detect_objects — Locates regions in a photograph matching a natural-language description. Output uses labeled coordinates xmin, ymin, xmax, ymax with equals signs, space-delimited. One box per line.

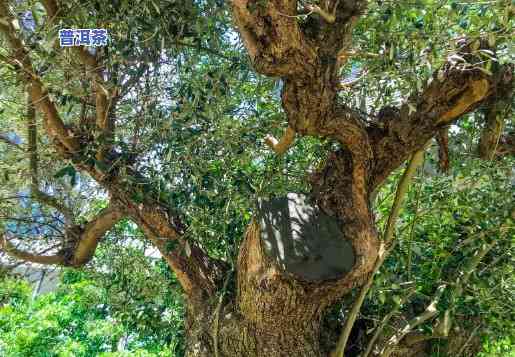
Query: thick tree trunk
xmin=184 ymin=220 xmax=375 ymax=357
xmin=183 ymin=222 xmax=333 ymax=357
xmin=184 ymin=149 xmax=379 ymax=357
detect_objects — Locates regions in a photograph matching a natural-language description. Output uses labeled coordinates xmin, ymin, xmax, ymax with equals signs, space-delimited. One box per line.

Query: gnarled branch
xmin=0 ymin=204 xmax=124 ymax=267
xmin=121 ymin=199 xmax=228 ymax=309
xmin=69 ymin=205 xmax=124 ymax=266
xmin=333 ymin=146 xmax=427 ymax=357
xmin=0 ymin=0 xmax=238 ymax=306
xmin=368 ymin=41 xmax=513 ymax=189
xmin=264 ymin=126 xmax=296 ymax=154
xmin=231 ymin=0 xmax=318 ymax=77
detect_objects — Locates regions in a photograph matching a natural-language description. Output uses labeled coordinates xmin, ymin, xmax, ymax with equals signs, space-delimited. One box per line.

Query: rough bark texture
xmin=478 ymin=97 xmax=512 ymax=160
xmin=1 ymin=0 xmax=513 ymax=356
xmin=181 ymin=147 xmax=380 ymax=356
xmin=179 ymin=1 xmax=512 ymax=354
xmin=184 ymin=213 xmax=376 ymax=357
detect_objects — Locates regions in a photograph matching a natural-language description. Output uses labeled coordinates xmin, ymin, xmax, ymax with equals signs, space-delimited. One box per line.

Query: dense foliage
xmin=1 ymin=253 xmax=185 ymax=356
xmin=2 ymin=156 xmax=513 ymax=356
xmin=0 ymin=0 xmax=513 ymax=356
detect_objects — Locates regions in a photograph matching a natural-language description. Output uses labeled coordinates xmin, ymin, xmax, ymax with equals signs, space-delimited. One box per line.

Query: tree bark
xmin=183 ymin=2 xmax=512 ymax=354
xmin=184 ymin=219 xmax=374 ymax=357
xmin=1 ymin=1 xmax=513 ymax=356
xmin=182 ymin=146 xmax=379 ymax=357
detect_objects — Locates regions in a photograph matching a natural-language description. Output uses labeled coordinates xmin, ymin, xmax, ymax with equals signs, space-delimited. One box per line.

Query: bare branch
xmin=0 ymin=205 xmax=124 ymax=267
xmin=0 ymin=234 xmax=65 ymax=265
xmin=456 ymin=325 xmax=480 ymax=357
xmin=69 ymin=205 xmax=124 ymax=266
xmin=231 ymin=0 xmax=371 ymax=172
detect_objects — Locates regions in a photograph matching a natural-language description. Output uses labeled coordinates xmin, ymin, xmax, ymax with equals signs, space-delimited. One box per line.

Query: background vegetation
xmin=0 ymin=0 xmax=513 ymax=355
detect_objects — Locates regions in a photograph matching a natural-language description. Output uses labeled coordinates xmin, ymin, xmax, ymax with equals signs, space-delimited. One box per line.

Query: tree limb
xmin=0 ymin=1 xmax=80 ymax=153
xmin=69 ymin=205 xmax=124 ymax=266
xmin=0 ymin=235 xmax=65 ymax=265
xmin=0 ymin=0 xmax=230 ymax=305
xmin=122 ymin=200 xmax=228 ymax=309
xmin=333 ymin=146 xmax=427 ymax=357
xmin=0 ymin=204 xmax=124 ymax=267
xmin=41 ymin=0 xmax=114 ymax=161
xmin=436 ymin=126 xmax=450 ymax=172
xmin=368 ymin=40 xmax=513 ymax=189
xmin=230 ymin=0 xmax=318 ymax=77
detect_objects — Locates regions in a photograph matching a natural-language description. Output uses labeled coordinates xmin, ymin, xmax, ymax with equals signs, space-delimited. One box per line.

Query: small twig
xmin=264 ymin=126 xmax=296 ymax=155
xmin=362 ymin=288 xmax=417 ymax=357
xmin=277 ymin=9 xmax=314 ymax=19
xmin=456 ymin=325 xmax=480 ymax=356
